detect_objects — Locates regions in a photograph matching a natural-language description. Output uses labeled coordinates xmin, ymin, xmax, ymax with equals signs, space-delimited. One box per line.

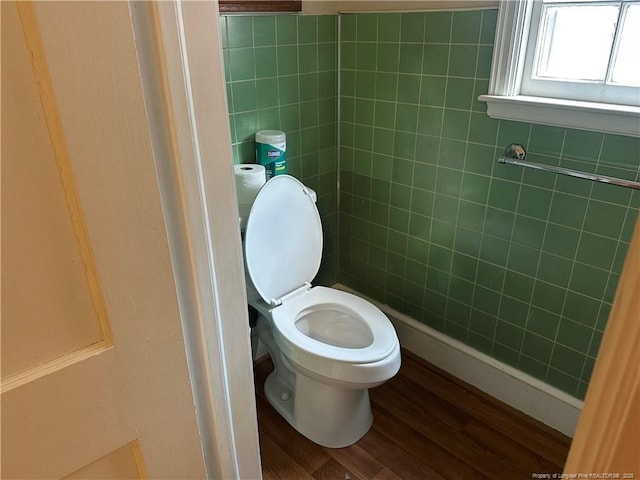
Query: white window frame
xmin=522 ymin=0 xmax=640 ymax=106
xmin=479 ymin=0 xmax=640 ymax=138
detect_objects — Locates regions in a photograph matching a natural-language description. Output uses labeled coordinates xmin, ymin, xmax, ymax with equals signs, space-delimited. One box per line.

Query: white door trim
xmin=129 ymin=2 xmax=261 ymax=479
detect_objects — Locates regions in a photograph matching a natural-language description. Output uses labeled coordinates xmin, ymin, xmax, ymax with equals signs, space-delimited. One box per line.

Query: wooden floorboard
xmin=254 ymin=349 xmax=571 ymax=480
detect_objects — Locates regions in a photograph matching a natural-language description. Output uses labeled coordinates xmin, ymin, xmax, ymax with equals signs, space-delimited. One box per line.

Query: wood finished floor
xmin=254 ymin=350 xmax=571 ymax=480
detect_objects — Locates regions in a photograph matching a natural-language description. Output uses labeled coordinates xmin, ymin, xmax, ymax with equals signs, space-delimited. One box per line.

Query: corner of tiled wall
xmin=220 ymin=13 xmax=340 ymax=285
xmin=219 ymin=7 xmax=640 ymax=400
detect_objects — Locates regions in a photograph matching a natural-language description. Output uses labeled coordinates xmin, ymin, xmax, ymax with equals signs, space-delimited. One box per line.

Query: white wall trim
xmin=335 ymin=284 xmax=583 ymax=437
xmin=480 ymin=94 xmax=640 ymax=138
xmin=131 ymin=2 xmax=261 ymax=479
xmin=486 ymin=0 xmax=640 ymax=138
xmin=489 ymin=0 xmax=532 ymax=96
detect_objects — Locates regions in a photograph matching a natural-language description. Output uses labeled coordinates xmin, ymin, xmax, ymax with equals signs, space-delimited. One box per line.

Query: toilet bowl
xmin=244 ymin=175 xmax=401 ymax=448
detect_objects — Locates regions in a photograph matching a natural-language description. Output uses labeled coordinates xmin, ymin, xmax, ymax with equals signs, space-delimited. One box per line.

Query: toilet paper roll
xmin=234 ymin=163 xmax=266 ymax=205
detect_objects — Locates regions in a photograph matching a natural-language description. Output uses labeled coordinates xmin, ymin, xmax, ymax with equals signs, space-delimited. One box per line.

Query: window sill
xmin=478 ymin=94 xmax=640 ymax=138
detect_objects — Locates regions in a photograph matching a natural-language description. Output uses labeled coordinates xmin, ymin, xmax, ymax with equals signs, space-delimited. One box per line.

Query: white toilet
xmin=243 ymin=174 xmax=401 ymax=448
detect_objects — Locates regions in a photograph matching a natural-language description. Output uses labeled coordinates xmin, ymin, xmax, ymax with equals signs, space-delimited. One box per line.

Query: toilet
xmin=243 ymin=174 xmax=401 ymax=448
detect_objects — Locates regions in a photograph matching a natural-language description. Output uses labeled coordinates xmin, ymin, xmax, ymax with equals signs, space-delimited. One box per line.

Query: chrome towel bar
xmin=498 ymin=144 xmax=640 ymax=191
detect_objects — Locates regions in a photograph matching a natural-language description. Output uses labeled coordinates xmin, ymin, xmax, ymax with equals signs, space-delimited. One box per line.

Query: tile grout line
xmin=367 ymin=14 xmax=381 ymax=286
xmin=403 ymin=13 xmax=428 ymax=311
xmin=336 ymin=14 xmax=342 ymax=283
xmin=382 ymin=15 xmax=403 ymax=307
xmin=452 ymin=10 xmax=484 ymax=342
xmin=516 ymin=131 xmax=569 ymax=378
xmin=421 ymin=12 xmax=454 ymax=324
xmin=488 ymin=123 xmax=532 ymax=360
xmin=542 ymin=134 xmax=603 ymax=388
xmin=573 ymin=134 xmax=630 ymax=397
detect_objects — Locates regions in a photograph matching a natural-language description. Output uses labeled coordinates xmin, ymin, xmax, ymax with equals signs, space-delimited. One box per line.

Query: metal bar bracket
xmin=498 ymin=144 xmax=640 ymax=190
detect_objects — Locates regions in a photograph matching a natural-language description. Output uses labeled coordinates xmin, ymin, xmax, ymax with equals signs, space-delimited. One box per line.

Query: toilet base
xmin=264 ymin=369 xmax=373 ymax=448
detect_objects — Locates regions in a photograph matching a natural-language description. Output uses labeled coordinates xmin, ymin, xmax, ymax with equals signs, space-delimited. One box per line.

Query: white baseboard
xmin=335 ymin=284 xmax=583 ymax=437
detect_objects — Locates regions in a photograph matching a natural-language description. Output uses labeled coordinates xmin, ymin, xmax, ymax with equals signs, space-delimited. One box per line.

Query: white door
xmin=1 ymin=2 xmax=207 ymax=477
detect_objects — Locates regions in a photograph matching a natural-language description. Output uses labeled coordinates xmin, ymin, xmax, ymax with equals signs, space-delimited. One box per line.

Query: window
xmin=523 ymin=0 xmax=640 ymax=105
xmin=480 ymin=0 xmax=640 ymax=137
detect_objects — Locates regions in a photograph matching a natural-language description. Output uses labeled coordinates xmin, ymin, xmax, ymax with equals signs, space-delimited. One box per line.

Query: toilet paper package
xmin=234 ymin=163 xmax=266 ymax=229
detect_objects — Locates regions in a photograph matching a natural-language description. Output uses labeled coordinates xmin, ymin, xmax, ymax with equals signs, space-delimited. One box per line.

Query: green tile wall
xmin=338 ymin=10 xmax=640 ymax=399
xmin=221 ymin=9 xmax=640 ymax=401
xmin=220 ymin=14 xmax=339 ymax=284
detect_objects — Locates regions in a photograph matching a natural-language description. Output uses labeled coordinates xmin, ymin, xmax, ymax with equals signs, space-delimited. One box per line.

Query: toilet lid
xmin=244 ymin=175 xmax=323 ymax=304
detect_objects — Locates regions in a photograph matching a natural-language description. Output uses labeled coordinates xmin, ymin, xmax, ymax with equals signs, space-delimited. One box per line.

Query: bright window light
xmin=521 ymin=0 xmax=640 ymax=106
xmin=611 ymin=4 xmax=640 ymax=86
xmin=535 ymin=5 xmax=618 ymax=82
xmin=479 ymin=0 xmax=640 ymax=136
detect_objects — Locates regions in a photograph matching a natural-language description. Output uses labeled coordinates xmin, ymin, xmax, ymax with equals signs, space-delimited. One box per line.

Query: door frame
xmin=129 ymin=2 xmax=261 ymax=479
xmin=564 ymin=217 xmax=640 ymax=475
xmin=129 ymin=1 xmax=640 ymax=477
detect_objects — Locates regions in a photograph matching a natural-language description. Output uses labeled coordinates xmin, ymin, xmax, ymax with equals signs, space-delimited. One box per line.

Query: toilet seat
xmin=271 ymin=286 xmax=397 ymax=364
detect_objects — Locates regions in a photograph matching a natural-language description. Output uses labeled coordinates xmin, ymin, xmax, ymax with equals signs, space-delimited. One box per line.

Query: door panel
xmin=1 ymin=2 xmax=207 ymax=478
xmin=1 ymin=0 xmax=105 ymax=379
xmin=2 ymin=351 xmax=124 ymax=477
xmin=63 ymin=442 xmax=145 ymax=480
